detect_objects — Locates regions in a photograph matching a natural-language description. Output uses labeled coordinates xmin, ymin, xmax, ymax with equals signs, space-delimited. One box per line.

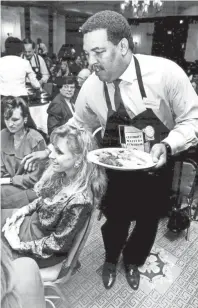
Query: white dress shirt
xmin=23 ymin=54 xmax=50 ymax=84
xmin=69 ymin=54 xmax=198 ymax=155
xmin=0 ymin=56 xmax=40 ymax=96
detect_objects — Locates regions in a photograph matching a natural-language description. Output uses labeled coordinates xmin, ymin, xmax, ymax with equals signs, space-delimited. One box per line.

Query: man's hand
xmin=150 ymin=143 xmax=167 ymax=169
xmin=21 ymin=150 xmax=49 ymax=172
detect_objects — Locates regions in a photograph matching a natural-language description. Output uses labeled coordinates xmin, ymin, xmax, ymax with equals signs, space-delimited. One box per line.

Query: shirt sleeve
xmin=39 ymin=56 xmax=50 ymax=83
xmin=18 ymin=202 xmax=91 ymax=259
xmin=162 ymin=63 xmax=198 ymax=155
xmin=26 ymin=61 xmax=40 ymax=89
xmin=68 ymin=82 xmax=101 ymax=133
xmin=12 ymin=139 xmax=47 ymax=189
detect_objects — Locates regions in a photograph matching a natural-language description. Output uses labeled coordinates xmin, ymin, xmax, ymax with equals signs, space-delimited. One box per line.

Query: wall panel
xmin=30 ymin=7 xmax=49 ymax=49
xmin=1 ymin=6 xmax=24 ymax=52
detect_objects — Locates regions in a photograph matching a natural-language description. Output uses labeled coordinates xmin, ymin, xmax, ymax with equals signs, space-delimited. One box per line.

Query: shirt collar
xmin=119 ymin=54 xmax=147 ymax=84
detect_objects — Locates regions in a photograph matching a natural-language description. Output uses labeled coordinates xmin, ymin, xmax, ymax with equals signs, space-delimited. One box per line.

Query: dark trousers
xmin=101 ymin=164 xmax=173 ymax=266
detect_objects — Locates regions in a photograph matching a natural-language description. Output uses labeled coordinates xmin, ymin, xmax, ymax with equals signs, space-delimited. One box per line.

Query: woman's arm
xmin=3 ymin=197 xmax=40 ymax=232
xmin=21 ymin=149 xmax=50 ymax=172
xmin=17 ymin=202 xmax=92 ymax=259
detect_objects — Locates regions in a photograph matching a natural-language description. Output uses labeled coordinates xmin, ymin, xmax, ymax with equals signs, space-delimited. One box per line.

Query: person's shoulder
xmin=37 ymin=54 xmax=46 ymax=63
xmin=51 ymin=93 xmax=64 ymax=105
xmin=136 ymin=54 xmax=185 ymax=77
xmin=27 ymin=128 xmax=45 ymax=142
xmin=47 ymin=94 xmax=63 ymax=112
xmin=80 ymin=72 xmax=102 ymax=92
xmin=1 ymin=128 xmax=10 ymax=138
xmin=1 ymin=129 xmax=12 ymax=148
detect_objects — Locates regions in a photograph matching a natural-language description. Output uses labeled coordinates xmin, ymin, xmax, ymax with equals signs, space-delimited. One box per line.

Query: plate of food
xmin=87 ymin=148 xmax=157 ymax=170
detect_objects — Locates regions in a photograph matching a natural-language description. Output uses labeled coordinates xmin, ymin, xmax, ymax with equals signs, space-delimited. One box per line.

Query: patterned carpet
xmin=47 ymin=212 xmax=198 ymax=308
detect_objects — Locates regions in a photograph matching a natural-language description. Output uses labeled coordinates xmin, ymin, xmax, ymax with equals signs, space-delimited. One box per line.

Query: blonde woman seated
xmin=2 ymin=124 xmax=107 ymax=268
xmin=1 ymin=96 xmax=47 ymax=209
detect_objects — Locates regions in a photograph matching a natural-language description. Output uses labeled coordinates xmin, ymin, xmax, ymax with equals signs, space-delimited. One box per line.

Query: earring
xmin=74 ymin=162 xmax=80 ymax=168
xmin=24 ymin=119 xmax=27 ymax=124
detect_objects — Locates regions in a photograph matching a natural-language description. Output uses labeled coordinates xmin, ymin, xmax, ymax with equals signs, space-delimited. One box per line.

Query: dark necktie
xmin=71 ymin=103 xmax=75 ymax=112
xmin=113 ymin=79 xmax=123 ymax=110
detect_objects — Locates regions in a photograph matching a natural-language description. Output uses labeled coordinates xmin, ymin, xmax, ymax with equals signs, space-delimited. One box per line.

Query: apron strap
xmin=133 ymin=55 xmax=147 ymax=99
xmin=103 ymin=55 xmax=147 ymax=111
xmin=34 ymin=54 xmax=41 ymax=70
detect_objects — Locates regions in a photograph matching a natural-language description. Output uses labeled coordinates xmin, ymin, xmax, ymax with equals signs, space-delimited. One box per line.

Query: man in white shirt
xmin=64 ymin=10 xmax=198 ymax=291
xmin=22 ymin=38 xmax=50 ymax=86
xmin=0 ymin=37 xmax=40 ymax=96
xmin=21 ymin=10 xmax=198 ymax=291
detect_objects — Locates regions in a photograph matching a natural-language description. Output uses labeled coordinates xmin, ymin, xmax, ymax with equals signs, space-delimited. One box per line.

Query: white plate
xmin=87 ymin=148 xmax=157 ymax=171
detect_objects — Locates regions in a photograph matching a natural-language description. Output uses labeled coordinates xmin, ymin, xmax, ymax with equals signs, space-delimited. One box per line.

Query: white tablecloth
xmin=29 ymin=103 xmax=50 ymax=135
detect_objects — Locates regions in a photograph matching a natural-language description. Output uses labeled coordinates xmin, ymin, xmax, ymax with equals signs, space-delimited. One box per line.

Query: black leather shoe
xmin=102 ymin=262 xmax=117 ymax=289
xmin=124 ymin=264 xmax=140 ymax=290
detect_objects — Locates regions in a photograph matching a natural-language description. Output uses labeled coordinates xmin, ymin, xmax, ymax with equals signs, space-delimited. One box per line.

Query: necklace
xmin=14 ymin=131 xmax=26 ymax=149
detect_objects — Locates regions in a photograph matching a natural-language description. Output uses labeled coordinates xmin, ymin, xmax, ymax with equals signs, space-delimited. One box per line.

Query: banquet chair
xmin=40 ymin=208 xmax=96 ymax=308
xmin=168 ymin=153 xmax=198 ymax=240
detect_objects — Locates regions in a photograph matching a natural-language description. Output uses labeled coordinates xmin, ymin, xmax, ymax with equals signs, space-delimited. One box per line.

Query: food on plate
xmin=95 ymin=149 xmax=148 ymax=168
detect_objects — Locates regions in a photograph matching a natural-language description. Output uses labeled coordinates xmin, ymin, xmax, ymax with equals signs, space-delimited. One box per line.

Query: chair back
xmin=171 ymin=158 xmax=197 ymax=203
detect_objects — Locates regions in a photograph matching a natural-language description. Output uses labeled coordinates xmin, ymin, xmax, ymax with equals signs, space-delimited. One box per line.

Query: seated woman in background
xmin=1 ymin=96 xmax=47 ymax=209
xmin=2 ymin=124 xmax=107 ymax=268
xmin=47 ymin=76 xmax=77 ymax=136
xmin=56 ymin=57 xmax=70 ymax=78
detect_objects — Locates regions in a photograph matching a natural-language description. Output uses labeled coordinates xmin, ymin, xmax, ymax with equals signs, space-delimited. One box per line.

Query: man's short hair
xmin=23 ymin=38 xmax=36 ymax=49
xmin=81 ymin=10 xmax=134 ymax=51
xmin=5 ymin=37 xmax=24 ymax=56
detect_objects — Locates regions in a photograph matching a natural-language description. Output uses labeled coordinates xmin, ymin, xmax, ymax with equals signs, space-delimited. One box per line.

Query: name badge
xmin=119 ymin=125 xmax=144 ymax=151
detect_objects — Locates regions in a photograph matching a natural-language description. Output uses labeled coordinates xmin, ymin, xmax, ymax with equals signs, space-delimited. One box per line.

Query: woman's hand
xmin=2 ymin=207 xmax=28 ymax=232
xmin=21 ymin=150 xmax=49 ymax=172
xmin=4 ymin=226 xmax=21 ymax=250
xmin=0 ymin=178 xmax=11 ymax=185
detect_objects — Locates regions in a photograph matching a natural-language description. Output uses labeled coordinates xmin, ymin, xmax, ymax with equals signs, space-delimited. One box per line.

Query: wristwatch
xmin=10 ymin=177 xmax=13 ymax=184
xmin=161 ymin=142 xmax=172 ymax=161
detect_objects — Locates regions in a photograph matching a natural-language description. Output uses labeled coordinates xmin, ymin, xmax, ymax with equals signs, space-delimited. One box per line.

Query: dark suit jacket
xmin=47 ymin=93 xmax=73 ymax=135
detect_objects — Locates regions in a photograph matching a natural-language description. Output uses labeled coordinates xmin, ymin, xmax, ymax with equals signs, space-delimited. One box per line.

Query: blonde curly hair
xmin=34 ymin=124 xmax=107 ymax=207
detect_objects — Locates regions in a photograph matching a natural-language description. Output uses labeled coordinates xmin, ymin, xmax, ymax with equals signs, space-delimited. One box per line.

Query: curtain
xmin=30 ymin=7 xmax=49 ymax=50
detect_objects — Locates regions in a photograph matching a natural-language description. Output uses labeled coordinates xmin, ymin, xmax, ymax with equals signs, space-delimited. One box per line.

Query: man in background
xmin=22 ymin=38 xmax=50 ymax=86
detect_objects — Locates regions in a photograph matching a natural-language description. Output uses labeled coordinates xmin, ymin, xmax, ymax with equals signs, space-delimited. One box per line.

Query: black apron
xmin=30 ymin=54 xmax=42 ymax=81
xmin=100 ymin=56 xmax=173 ymax=219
